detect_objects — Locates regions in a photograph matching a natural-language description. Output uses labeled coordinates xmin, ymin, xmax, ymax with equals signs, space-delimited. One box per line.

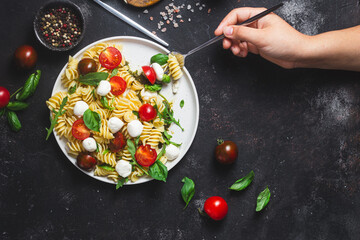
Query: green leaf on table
xmin=6 ymin=101 xmax=29 ymax=111
xmin=83 ymin=109 xmax=101 ymax=132
xmin=16 ymin=70 xmax=41 ymax=101
xmin=150 ymin=53 xmax=169 ymax=65
xmin=181 ymin=177 xmax=195 ymax=209
xmin=78 ymin=72 xmax=109 ymax=86
xmin=256 ymin=187 xmax=271 ymax=212
xmin=6 ymin=110 xmax=21 ymax=132
xmin=229 ymin=170 xmax=254 ymax=191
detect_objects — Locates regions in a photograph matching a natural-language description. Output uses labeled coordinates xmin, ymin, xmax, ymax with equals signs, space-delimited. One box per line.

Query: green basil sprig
xmin=6 ymin=101 xmax=29 ymax=111
xmin=116 ymin=177 xmax=128 ymax=189
xmin=229 ymin=170 xmax=254 ymax=191
xmin=150 ymin=53 xmax=169 ymax=65
xmin=78 ymin=72 xmax=109 ymax=86
xmin=162 ymin=130 xmax=182 ymax=147
xmin=181 ymin=177 xmax=195 ymax=209
xmin=162 ymin=74 xmax=171 ymax=83
xmin=101 ymin=96 xmax=115 ymax=110
xmin=98 ymin=164 xmax=115 ymax=171
xmin=46 ymin=96 xmax=68 ymax=140
xmin=83 ymin=109 xmax=101 ymax=132
xmin=158 ymin=93 xmax=184 ymax=131
xmin=256 ymin=187 xmax=271 ymax=212
xmin=7 ymin=111 xmax=21 ymax=132
xmin=145 ymin=84 xmax=162 ymax=92
xmin=16 ymin=70 xmax=41 ymax=101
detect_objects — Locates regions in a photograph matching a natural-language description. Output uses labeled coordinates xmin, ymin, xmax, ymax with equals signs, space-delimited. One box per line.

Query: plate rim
xmin=51 ymin=36 xmax=199 ymax=185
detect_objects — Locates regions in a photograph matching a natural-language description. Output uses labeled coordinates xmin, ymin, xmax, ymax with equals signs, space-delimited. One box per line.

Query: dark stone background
xmin=1 ymin=0 xmax=360 ymax=239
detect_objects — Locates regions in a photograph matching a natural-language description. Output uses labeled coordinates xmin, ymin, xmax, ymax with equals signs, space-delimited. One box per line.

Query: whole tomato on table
xmin=0 ymin=87 xmax=10 ymax=108
xmin=203 ymin=196 xmax=228 ymax=221
xmin=215 ymin=140 xmax=238 ymax=164
xmin=14 ymin=45 xmax=37 ymax=69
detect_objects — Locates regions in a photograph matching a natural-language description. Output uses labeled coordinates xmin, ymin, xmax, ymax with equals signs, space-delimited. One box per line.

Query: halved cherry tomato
xmin=135 ymin=144 xmax=157 ymax=167
xmin=99 ymin=47 xmax=122 ymax=69
xmin=109 ymin=132 xmax=126 ymax=152
xmin=139 ymin=104 xmax=157 ymax=122
xmin=204 ymin=196 xmax=228 ymax=221
xmin=142 ymin=66 xmax=156 ymax=84
xmin=72 ymin=119 xmax=91 ymax=140
xmin=77 ymin=152 xmax=97 ymax=171
xmin=109 ymin=76 xmax=127 ymax=96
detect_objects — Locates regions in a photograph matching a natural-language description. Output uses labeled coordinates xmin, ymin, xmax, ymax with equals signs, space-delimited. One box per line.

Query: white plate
xmin=52 ymin=36 xmax=199 ymax=185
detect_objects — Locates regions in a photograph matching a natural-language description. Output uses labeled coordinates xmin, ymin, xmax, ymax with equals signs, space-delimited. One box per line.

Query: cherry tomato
xmin=138 ymin=104 xmax=157 ymax=122
xmin=99 ymin=47 xmax=122 ymax=69
xmin=109 ymin=132 xmax=126 ymax=152
xmin=14 ymin=45 xmax=37 ymax=69
xmin=135 ymin=144 xmax=157 ymax=167
xmin=109 ymin=76 xmax=127 ymax=96
xmin=78 ymin=58 xmax=97 ymax=75
xmin=0 ymin=87 xmax=10 ymax=108
xmin=204 ymin=196 xmax=228 ymax=221
xmin=72 ymin=119 xmax=91 ymax=140
xmin=77 ymin=152 xmax=97 ymax=171
xmin=215 ymin=140 xmax=238 ymax=164
xmin=142 ymin=66 xmax=156 ymax=84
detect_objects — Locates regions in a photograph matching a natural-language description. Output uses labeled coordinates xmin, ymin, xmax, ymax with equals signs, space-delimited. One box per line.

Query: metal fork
xmin=172 ymin=3 xmax=283 ymax=67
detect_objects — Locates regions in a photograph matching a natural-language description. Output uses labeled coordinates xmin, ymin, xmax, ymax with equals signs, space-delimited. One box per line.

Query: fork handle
xmin=186 ymin=3 xmax=283 ymax=57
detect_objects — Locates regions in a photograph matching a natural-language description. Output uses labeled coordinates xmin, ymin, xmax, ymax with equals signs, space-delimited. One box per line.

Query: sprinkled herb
xmin=180 ymin=100 xmax=184 ymax=108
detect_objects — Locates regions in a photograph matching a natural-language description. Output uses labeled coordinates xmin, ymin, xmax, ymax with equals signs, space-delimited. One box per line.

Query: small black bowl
xmin=34 ymin=0 xmax=85 ymax=51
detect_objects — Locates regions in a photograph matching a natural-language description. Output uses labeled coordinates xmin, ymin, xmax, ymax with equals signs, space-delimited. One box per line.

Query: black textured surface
xmin=1 ymin=0 xmax=360 ymax=239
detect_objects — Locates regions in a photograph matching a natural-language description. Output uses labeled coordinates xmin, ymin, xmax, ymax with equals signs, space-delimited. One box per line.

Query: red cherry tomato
xmin=135 ymin=144 xmax=157 ymax=167
xmin=99 ymin=47 xmax=122 ymax=69
xmin=76 ymin=152 xmax=97 ymax=171
xmin=204 ymin=196 xmax=228 ymax=221
xmin=142 ymin=66 xmax=156 ymax=84
xmin=0 ymin=87 xmax=10 ymax=108
xmin=138 ymin=104 xmax=157 ymax=122
xmin=215 ymin=140 xmax=238 ymax=164
xmin=78 ymin=58 xmax=97 ymax=75
xmin=109 ymin=76 xmax=127 ymax=96
xmin=14 ymin=45 xmax=37 ymax=69
xmin=109 ymin=132 xmax=126 ymax=153
xmin=72 ymin=119 xmax=91 ymax=140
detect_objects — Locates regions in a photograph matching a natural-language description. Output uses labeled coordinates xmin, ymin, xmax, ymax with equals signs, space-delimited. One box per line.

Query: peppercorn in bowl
xmin=34 ymin=0 xmax=85 ymax=51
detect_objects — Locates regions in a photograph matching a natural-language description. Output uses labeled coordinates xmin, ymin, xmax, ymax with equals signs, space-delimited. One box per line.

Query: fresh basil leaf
xmin=16 ymin=70 xmax=41 ymax=101
xmin=91 ymin=89 xmax=96 ymax=100
xmin=145 ymin=84 xmax=162 ymax=92
xmin=181 ymin=177 xmax=195 ymax=209
xmin=98 ymin=164 xmax=115 ymax=171
xmin=110 ymin=68 xmax=118 ymax=79
xmin=101 ymin=96 xmax=114 ymax=110
xmin=180 ymin=100 xmax=184 ymax=108
xmin=116 ymin=177 xmax=128 ymax=190
xmin=68 ymin=84 xmax=77 ymax=95
xmin=102 ymin=149 xmax=110 ymax=155
xmin=162 ymin=74 xmax=171 ymax=83
xmin=256 ymin=187 xmax=271 ymax=212
xmin=149 ymin=160 xmax=168 ymax=182
xmin=83 ymin=109 xmax=101 ymax=132
xmin=6 ymin=110 xmax=21 ymax=132
xmin=6 ymin=101 xmax=29 ymax=111
xmin=78 ymin=72 xmax=109 ymax=86
xmin=150 ymin=53 xmax=169 ymax=65
xmin=46 ymin=96 xmax=67 ymax=140
xmin=132 ymin=111 xmax=139 ymax=119
xmin=229 ymin=170 xmax=254 ymax=191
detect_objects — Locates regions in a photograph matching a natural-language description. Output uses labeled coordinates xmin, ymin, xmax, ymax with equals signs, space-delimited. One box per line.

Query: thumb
xmin=224 ymin=25 xmax=262 ymax=45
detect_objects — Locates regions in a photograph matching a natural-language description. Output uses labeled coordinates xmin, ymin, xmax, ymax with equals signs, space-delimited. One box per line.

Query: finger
xmin=239 ymin=42 xmax=248 ymax=57
xmin=223 ymin=25 xmax=263 ymax=46
xmin=231 ymin=44 xmax=241 ymax=56
xmin=247 ymin=42 xmax=259 ymax=54
xmin=215 ymin=7 xmax=266 ymax=34
xmin=223 ymin=38 xmax=232 ymax=49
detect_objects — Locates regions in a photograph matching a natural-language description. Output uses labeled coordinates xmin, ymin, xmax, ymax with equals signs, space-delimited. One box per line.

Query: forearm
xmin=297 ymin=26 xmax=360 ymax=71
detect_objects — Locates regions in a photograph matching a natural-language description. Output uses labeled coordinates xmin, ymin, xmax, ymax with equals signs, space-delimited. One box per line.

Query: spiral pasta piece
xmin=168 ymin=54 xmax=183 ymax=80
xmin=94 ymin=165 xmax=119 ymax=183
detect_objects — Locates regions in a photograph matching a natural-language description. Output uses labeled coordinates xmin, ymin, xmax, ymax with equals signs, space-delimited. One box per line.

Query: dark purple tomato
xmin=215 ymin=140 xmax=238 ymax=164
xmin=14 ymin=45 xmax=37 ymax=69
xmin=78 ymin=58 xmax=97 ymax=75
xmin=76 ymin=152 xmax=97 ymax=171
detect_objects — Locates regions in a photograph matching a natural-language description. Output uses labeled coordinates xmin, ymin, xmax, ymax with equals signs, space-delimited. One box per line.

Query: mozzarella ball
xmin=82 ymin=137 xmax=97 ymax=152
xmin=165 ymin=144 xmax=180 ymax=161
xmin=73 ymin=101 xmax=89 ymax=117
xmin=152 ymin=62 xmax=164 ymax=81
xmin=108 ymin=117 xmax=124 ymax=133
xmin=97 ymin=80 xmax=111 ymax=96
xmin=115 ymin=160 xmax=132 ymax=178
xmin=127 ymin=120 xmax=143 ymax=138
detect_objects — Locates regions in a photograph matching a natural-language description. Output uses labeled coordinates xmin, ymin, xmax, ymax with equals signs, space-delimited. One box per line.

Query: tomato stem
xmin=197 ymin=208 xmax=208 ymax=217
xmin=217 ymin=138 xmax=224 ymax=145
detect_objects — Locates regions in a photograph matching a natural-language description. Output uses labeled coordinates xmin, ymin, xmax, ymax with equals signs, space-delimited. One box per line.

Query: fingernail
xmin=224 ymin=27 xmax=233 ymax=36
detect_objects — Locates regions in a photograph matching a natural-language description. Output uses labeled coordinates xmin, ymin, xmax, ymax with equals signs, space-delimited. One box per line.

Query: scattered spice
xmin=37 ymin=6 xmax=82 ymax=48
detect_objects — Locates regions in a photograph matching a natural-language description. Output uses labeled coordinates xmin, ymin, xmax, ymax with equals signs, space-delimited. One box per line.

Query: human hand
xmin=215 ymin=8 xmax=311 ymax=69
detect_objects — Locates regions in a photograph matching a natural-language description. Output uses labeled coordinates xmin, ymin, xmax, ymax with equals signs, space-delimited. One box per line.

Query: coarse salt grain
xmin=143 ymin=10 xmax=148 ymax=14
xmin=188 ymin=18 xmax=191 ymax=22
xmin=187 ymin=5 xmax=191 ymax=10
xmin=161 ymin=28 xmax=167 ymax=32
xmin=176 ymin=15 xmax=182 ymax=18
xmin=174 ymin=23 xmax=179 ymax=28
